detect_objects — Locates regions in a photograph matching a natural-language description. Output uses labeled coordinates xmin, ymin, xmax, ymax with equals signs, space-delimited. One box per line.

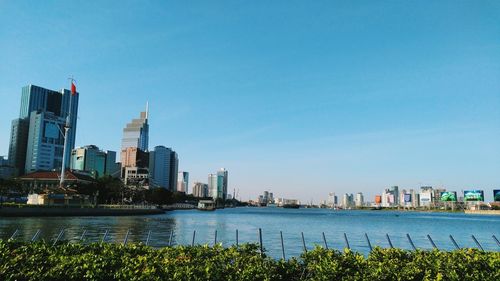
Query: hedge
xmin=0 ymin=240 xmax=498 ymax=280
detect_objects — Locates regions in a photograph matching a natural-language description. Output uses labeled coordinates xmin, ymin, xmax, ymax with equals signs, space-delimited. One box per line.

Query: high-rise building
xmin=121 ymin=106 xmax=149 ymax=152
xmin=7 ymin=118 xmax=29 ymax=175
xmin=192 ymin=182 xmax=208 ymax=198
xmin=342 ymin=193 xmax=354 ymax=208
xmin=70 ymin=145 xmax=119 ymax=178
xmin=169 ymin=151 xmax=178 ymax=191
xmin=177 ymin=171 xmax=189 ymax=193
xmin=355 ymin=192 xmax=364 ymax=208
xmin=8 ymin=85 xmax=78 ymax=175
xmin=217 ymin=168 xmax=228 ymax=200
xmin=208 ymin=173 xmax=217 ymax=198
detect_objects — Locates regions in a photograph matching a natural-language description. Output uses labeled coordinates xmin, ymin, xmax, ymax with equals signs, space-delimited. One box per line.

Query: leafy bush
xmin=0 ymin=241 xmax=498 ymax=281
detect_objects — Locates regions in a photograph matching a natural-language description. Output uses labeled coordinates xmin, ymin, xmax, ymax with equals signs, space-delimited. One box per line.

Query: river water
xmin=1 ymin=207 xmax=499 ymax=258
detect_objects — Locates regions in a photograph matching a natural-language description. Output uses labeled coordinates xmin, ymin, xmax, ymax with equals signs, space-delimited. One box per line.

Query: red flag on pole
xmin=71 ymin=81 xmax=77 ymax=95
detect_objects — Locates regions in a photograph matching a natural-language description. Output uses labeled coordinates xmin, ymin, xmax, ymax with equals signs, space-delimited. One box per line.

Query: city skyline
xmin=1 ymin=1 xmax=499 ymax=202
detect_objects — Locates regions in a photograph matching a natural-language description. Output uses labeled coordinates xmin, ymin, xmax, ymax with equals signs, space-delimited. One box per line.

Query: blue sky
xmin=1 ymin=1 xmax=499 ymax=202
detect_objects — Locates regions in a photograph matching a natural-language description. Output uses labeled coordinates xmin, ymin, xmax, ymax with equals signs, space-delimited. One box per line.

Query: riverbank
xmin=0 ymin=241 xmax=498 ymax=281
xmin=0 ymin=205 xmax=164 ymax=217
xmin=465 ymin=210 xmax=500 ymax=215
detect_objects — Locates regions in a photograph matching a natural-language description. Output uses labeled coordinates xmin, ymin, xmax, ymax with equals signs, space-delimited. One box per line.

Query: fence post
xmin=386 ymin=234 xmax=394 ymax=248
xmin=9 ymin=229 xmax=19 ymax=240
xmin=493 ymin=235 xmax=500 ymax=248
xmin=31 ymin=229 xmax=41 ymax=242
xmin=471 ymin=235 xmax=484 ymax=251
xmin=449 ymin=235 xmax=460 ymax=250
xmin=168 ymin=230 xmax=174 ymax=246
xmin=259 ymin=228 xmax=263 ymax=256
xmin=79 ymin=229 xmax=87 ymax=242
xmin=301 ymin=232 xmax=307 ymax=253
xmin=123 ymin=229 xmax=130 ymax=245
xmin=101 ymin=229 xmax=109 ymax=243
xmin=427 ymin=234 xmax=438 ymax=250
xmin=214 ymin=230 xmax=218 ymax=245
xmin=146 ymin=230 xmax=151 ymax=246
xmin=365 ymin=233 xmax=373 ymax=252
xmin=322 ymin=232 xmax=329 ymax=250
xmin=343 ymin=233 xmax=350 ymax=250
xmin=280 ymin=231 xmax=286 ymax=260
xmin=406 ymin=233 xmax=417 ymax=251
xmin=236 ymin=229 xmax=239 ymax=247
xmin=191 ymin=230 xmax=196 ymax=246
xmin=52 ymin=229 xmax=65 ymax=246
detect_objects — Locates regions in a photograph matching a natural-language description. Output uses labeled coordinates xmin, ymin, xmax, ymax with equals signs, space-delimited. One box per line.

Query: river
xmin=1 ymin=207 xmax=499 ymax=258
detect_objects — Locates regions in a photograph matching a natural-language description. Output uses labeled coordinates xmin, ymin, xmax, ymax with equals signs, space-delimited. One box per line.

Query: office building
xmin=177 ymin=171 xmax=189 ymax=193
xmin=342 ymin=193 xmax=354 ymax=208
xmin=70 ymin=145 xmax=119 ymax=178
xmin=0 ymin=156 xmax=16 ymax=179
xmin=208 ymin=173 xmax=217 ymax=198
xmin=8 ymin=85 xmax=78 ymax=175
xmin=169 ymin=151 xmax=178 ymax=191
xmin=192 ymin=182 xmax=209 ymax=198
xmin=121 ymin=105 xmax=149 ymax=152
xmin=217 ymin=168 xmax=228 ymax=200
xmin=420 ymin=186 xmax=433 ymax=207
xmin=355 ymin=192 xmax=364 ymax=208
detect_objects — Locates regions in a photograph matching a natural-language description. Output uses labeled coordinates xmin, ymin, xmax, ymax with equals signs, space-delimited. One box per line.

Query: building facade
xmin=177 ymin=171 xmax=189 ymax=193
xmin=70 ymin=145 xmax=119 ymax=178
xmin=121 ymin=107 xmax=149 ymax=152
xmin=192 ymin=182 xmax=209 ymax=198
xmin=8 ymin=85 xmax=78 ymax=175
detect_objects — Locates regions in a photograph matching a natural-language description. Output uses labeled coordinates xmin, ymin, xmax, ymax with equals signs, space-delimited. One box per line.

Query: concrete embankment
xmin=0 ymin=206 xmax=165 ymax=217
xmin=464 ymin=210 xmax=500 ymax=215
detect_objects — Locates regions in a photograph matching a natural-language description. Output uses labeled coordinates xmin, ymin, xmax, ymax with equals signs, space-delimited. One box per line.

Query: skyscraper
xmin=121 ymin=105 xmax=149 ymax=152
xmin=177 ymin=171 xmax=189 ymax=193
xmin=9 ymin=84 xmax=78 ymax=175
xmin=208 ymin=173 xmax=217 ymax=198
xmin=148 ymin=146 xmax=178 ymax=191
xmin=217 ymin=168 xmax=228 ymax=200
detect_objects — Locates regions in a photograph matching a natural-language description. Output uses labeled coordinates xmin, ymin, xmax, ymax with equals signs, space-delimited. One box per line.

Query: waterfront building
xmin=208 ymin=173 xmax=217 ymax=198
xmin=192 ymin=182 xmax=209 ymax=198
xmin=342 ymin=193 xmax=354 ymax=208
xmin=410 ymin=189 xmax=420 ymax=208
xmin=8 ymin=85 xmax=79 ymax=175
xmin=327 ymin=192 xmax=338 ymax=208
xmin=123 ymin=166 xmax=149 ymax=187
xmin=169 ymin=151 xmax=178 ymax=191
xmin=18 ymin=170 xmax=95 ymax=190
xmin=420 ymin=186 xmax=433 ymax=207
xmin=7 ymin=118 xmax=29 ymax=175
xmin=70 ymin=145 xmax=119 ymax=178
xmin=177 ymin=171 xmax=189 ymax=193
xmin=216 ymin=168 xmax=228 ymax=200
xmin=0 ymin=156 xmax=16 ymax=179
xmin=121 ymin=105 xmax=149 ymax=152
xmin=355 ymin=192 xmax=364 ymax=208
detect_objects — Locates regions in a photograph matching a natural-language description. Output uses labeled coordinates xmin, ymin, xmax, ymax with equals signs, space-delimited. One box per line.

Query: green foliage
xmin=0 ymin=241 xmax=498 ymax=281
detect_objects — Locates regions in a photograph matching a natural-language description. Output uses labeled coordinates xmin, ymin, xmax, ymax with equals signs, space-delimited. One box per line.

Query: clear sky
xmin=1 ymin=1 xmax=499 ymax=202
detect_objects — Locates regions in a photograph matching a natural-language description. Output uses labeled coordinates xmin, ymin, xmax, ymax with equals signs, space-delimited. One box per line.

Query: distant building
xmin=177 ymin=171 xmax=189 ymax=193
xmin=410 ymin=189 xmax=419 ymax=208
xmin=148 ymin=146 xmax=178 ymax=191
xmin=342 ymin=193 xmax=354 ymax=208
xmin=0 ymin=156 xmax=16 ymax=179
xmin=18 ymin=170 xmax=95 ymax=190
xmin=217 ymin=168 xmax=228 ymax=200
xmin=70 ymin=145 xmax=119 ymax=178
xmin=121 ymin=105 xmax=149 ymax=152
xmin=9 ymin=85 xmax=78 ymax=175
xmin=208 ymin=173 xmax=218 ymax=199
xmin=355 ymin=192 xmax=364 ymax=207
xmin=381 ymin=186 xmax=399 ymax=207
xmin=420 ymin=186 xmax=433 ymax=207
xmin=192 ymin=182 xmax=209 ymax=198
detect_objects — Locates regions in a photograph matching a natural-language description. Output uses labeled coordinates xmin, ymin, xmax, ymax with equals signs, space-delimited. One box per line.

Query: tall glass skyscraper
xmin=121 ymin=106 xmax=149 ymax=151
xmin=149 ymin=146 xmax=178 ymax=191
xmin=8 ymin=84 xmax=78 ymax=175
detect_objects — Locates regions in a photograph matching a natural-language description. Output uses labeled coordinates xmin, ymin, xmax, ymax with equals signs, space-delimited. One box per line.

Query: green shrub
xmin=0 ymin=240 xmax=498 ymax=281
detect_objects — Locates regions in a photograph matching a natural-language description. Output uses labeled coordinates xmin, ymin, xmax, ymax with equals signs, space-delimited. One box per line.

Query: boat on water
xmin=197 ymin=200 xmax=216 ymax=211
xmin=282 ymin=204 xmax=300 ymax=209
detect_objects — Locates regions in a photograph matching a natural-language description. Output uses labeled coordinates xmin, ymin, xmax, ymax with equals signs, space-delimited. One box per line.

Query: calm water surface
xmin=1 ymin=207 xmax=499 ymax=258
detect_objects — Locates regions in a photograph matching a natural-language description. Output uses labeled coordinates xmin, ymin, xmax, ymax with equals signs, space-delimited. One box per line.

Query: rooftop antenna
xmin=145 ymin=101 xmax=149 ymax=119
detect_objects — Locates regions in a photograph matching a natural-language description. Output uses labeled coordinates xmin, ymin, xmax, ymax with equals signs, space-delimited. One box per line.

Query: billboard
xmin=464 ymin=190 xmax=484 ymax=202
xmin=494 ymin=190 xmax=500 ymax=202
xmin=419 ymin=192 xmax=432 ymax=206
xmin=440 ymin=191 xmax=457 ymax=202
xmin=375 ymin=195 xmax=382 ymax=204
xmin=404 ymin=194 xmax=411 ymax=203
